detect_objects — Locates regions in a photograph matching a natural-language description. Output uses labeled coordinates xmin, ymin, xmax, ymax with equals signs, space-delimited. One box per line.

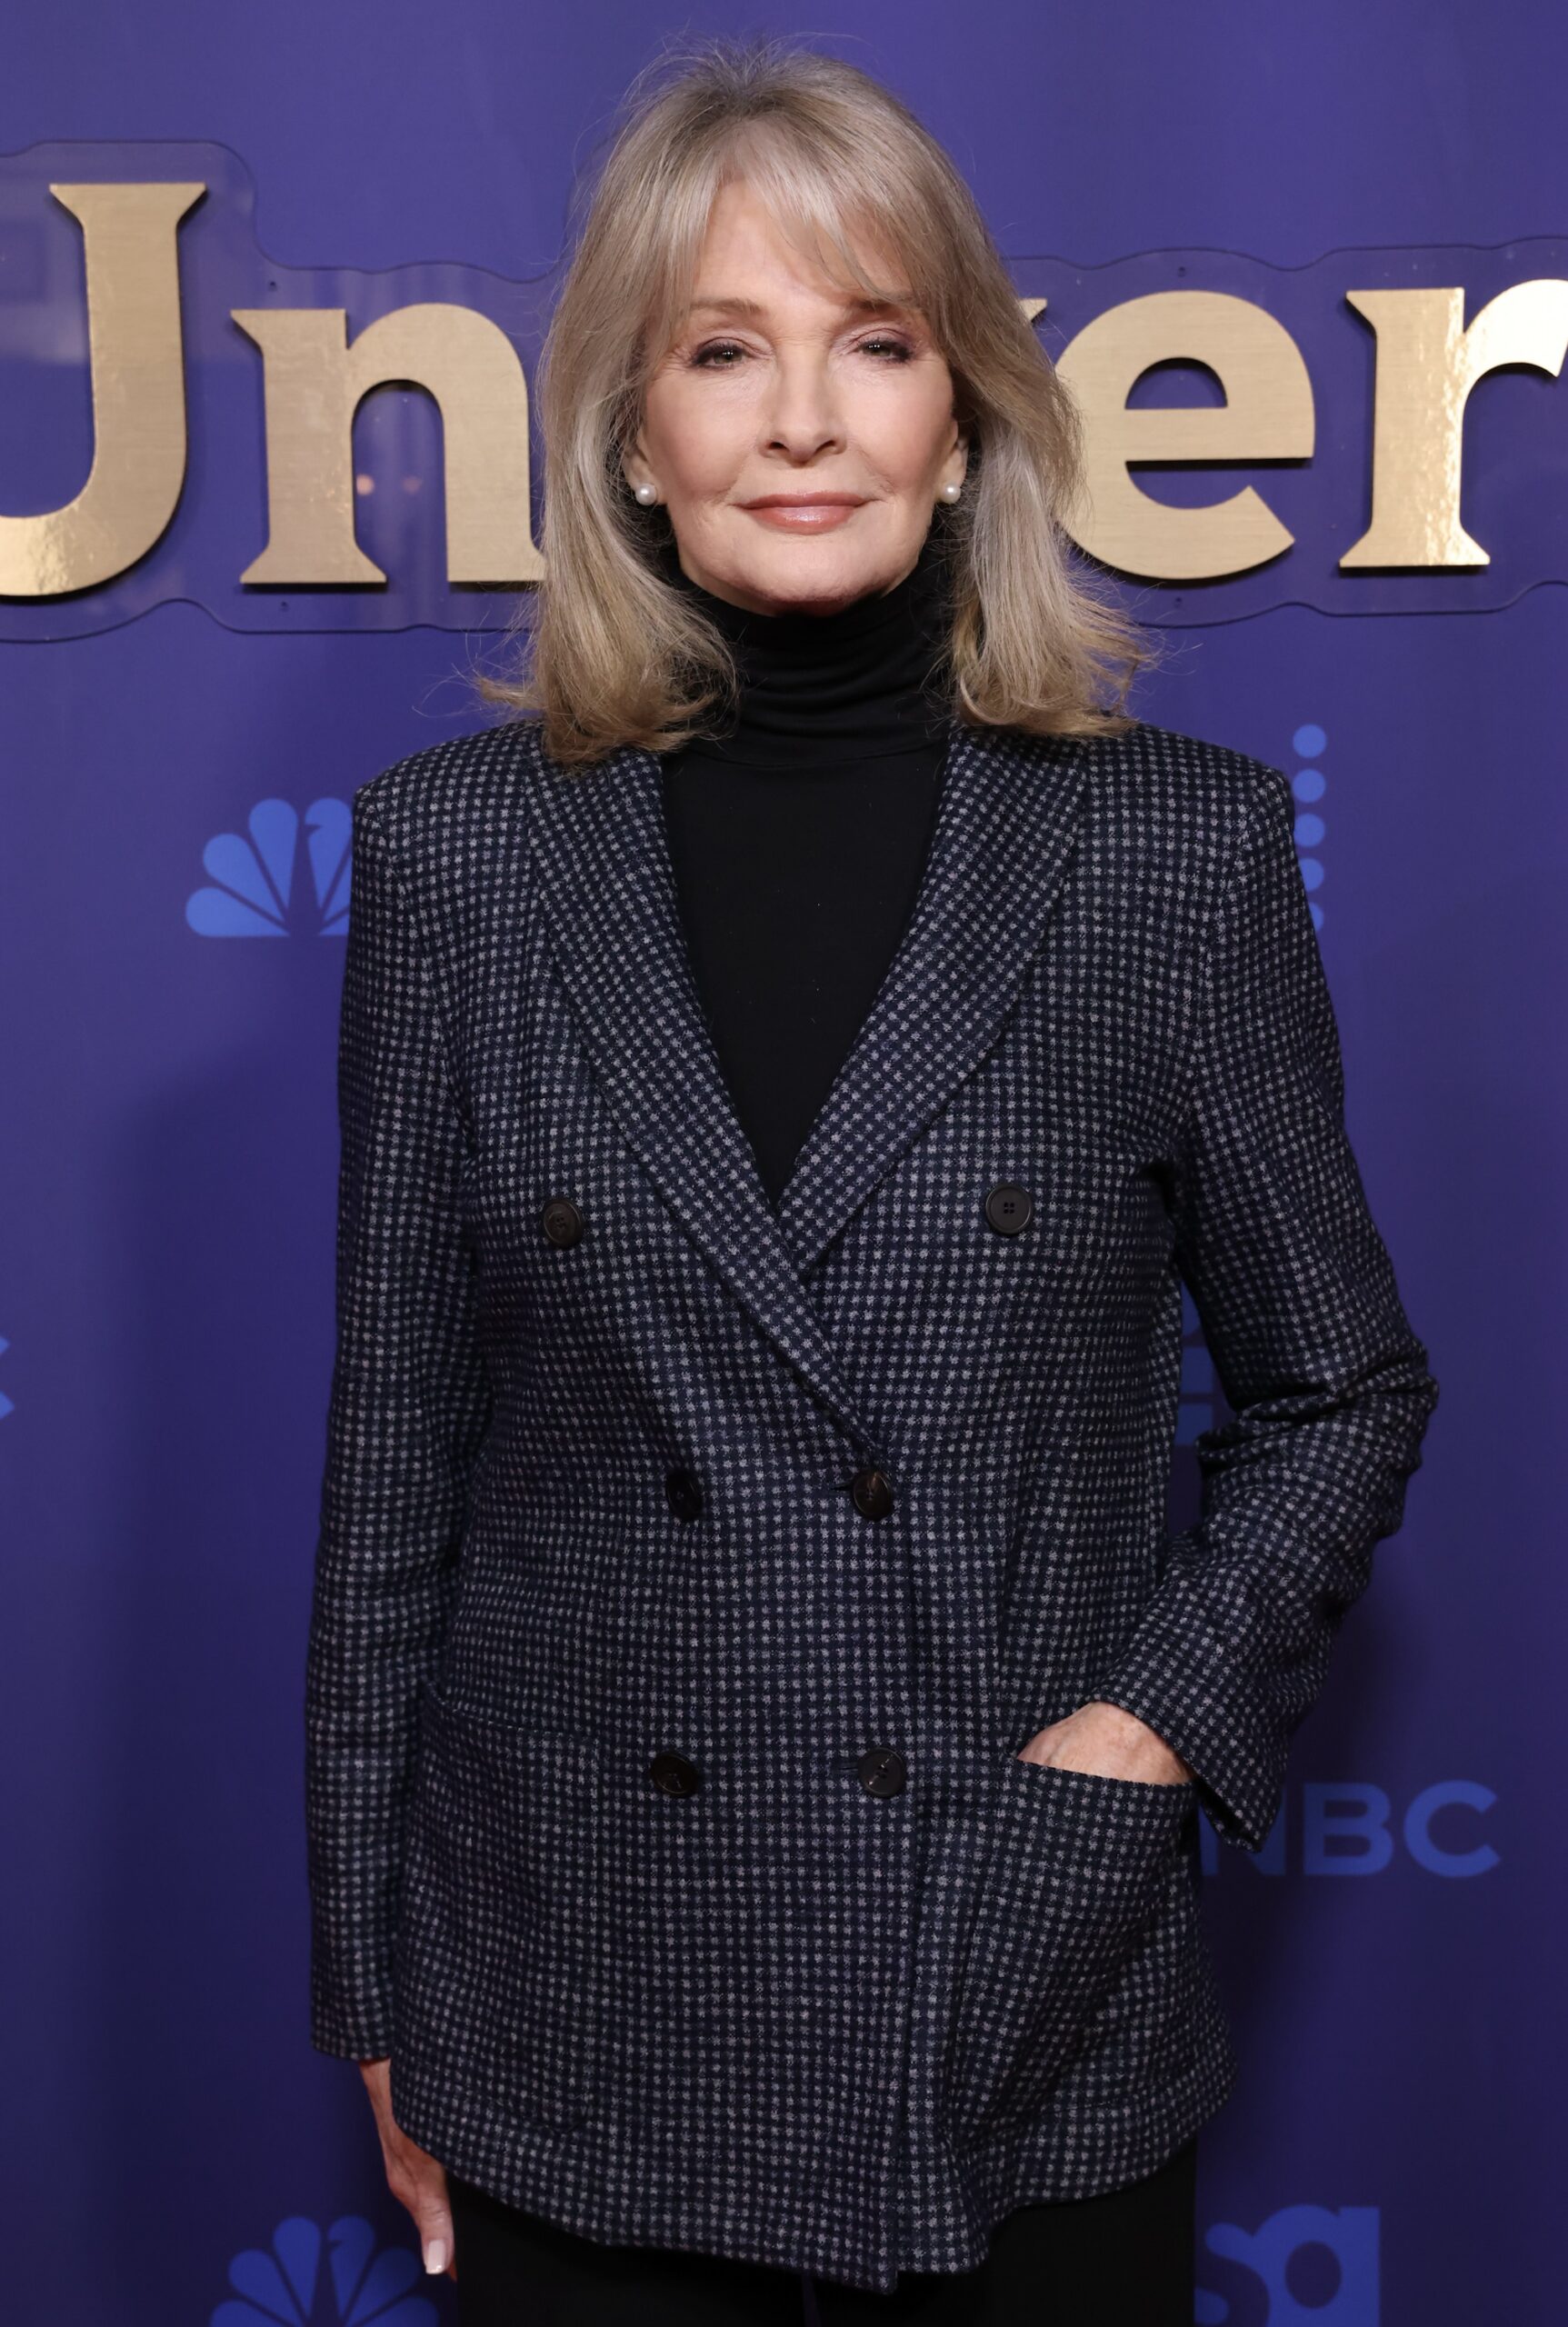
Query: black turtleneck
xmin=657 ymin=531 xmax=955 ymax=1209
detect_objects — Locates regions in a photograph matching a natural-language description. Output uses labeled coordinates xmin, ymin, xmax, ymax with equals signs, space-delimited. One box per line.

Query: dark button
xmin=857 ymin=1748 xmax=907 ymax=1798
xmin=541 ymin=1195 xmax=584 ymax=1248
xmin=664 ymin=1466 xmax=703 ymax=1523
xmin=850 ymin=1465 xmax=895 ymax=1521
xmin=984 ymin=1182 xmax=1034 ymax=1235
xmin=648 ymin=1750 xmax=703 ymax=1797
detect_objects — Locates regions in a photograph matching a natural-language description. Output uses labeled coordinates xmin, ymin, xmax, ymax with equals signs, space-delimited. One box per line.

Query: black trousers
xmin=447 ymin=2136 xmax=1197 ymax=2325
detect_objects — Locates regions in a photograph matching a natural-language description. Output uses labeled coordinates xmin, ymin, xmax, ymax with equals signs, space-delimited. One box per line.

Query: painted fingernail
xmin=424 ymin=2239 xmax=448 ymax=2274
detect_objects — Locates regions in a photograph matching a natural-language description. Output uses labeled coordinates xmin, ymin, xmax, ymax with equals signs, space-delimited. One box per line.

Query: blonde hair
xmin=474 ymin=35 xmax=1156 ymax=765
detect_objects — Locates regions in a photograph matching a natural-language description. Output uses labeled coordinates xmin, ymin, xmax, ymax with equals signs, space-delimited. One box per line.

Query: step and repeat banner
xmin=2 ymin=13 xmax=1555 ymax=2326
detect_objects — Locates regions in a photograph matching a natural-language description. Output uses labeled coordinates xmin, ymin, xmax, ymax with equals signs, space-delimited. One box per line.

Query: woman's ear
xmin=622 ymin=421 xmax=652 ymax=486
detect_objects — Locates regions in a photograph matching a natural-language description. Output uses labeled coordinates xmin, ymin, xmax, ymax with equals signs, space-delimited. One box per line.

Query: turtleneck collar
xmin=656 ymin=528 xmax=956 ymax=768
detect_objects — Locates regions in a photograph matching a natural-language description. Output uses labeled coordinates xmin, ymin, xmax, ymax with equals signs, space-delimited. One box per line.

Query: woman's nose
xmin=761 ymin=354 xmax=846 ymax=459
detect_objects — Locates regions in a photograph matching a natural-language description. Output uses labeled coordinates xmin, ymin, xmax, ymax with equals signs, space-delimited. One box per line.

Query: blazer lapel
xmin=525 ymin=727 xmax=882 ymax=1455
xmin=523 ymin=717 xmax=1092 ymax=1453
xmin=773 ymin=721 xmax=1092 ymax=1273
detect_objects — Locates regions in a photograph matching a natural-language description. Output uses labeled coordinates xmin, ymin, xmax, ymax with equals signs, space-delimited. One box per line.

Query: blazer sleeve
xmin=304 ymin=779 xmax=494 ymax=2059
xmin=1085 ymin=765 xmax=1440 ymax=1854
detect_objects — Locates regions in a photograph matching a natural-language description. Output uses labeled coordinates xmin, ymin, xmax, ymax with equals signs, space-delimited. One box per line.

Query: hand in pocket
xmin=943 ymin=1756 xmax=1193 ymax=2151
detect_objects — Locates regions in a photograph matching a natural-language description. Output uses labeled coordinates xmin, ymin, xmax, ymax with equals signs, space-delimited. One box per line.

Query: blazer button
xmin=857 ymin=1748 xmax=907 ymax=1797
xmin=664 ymin=1466 xmax=703 ymax=1523
xmin=850 ymin=1465 xmax=895 ymax=1521
xmin=541 ymin=1195 xmax=584 ymax=1248
xmin=984 ymin=1182 xmax=1034 ymax=1235
xmin=648 ymin=1750 xmax=702 ymax=1797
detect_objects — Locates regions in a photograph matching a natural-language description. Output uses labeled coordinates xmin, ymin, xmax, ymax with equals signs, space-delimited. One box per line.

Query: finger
xmin=413 ymin=2167 xmax=454 ymax=2279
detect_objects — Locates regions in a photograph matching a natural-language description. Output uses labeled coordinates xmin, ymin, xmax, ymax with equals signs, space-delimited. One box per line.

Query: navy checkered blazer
xmin=305 ymin=710 xmax=1439 ymax=2293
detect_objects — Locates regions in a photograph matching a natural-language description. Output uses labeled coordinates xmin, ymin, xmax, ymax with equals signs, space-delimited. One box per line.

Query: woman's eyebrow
xmin=685 ymin=295 xmax=766 ymax=319
xmin=683 ymin=293 xmax=917 ymax=320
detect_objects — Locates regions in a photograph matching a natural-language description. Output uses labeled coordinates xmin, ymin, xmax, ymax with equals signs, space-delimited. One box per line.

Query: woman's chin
xmin=694 ymin=534 xmax=913 ymax=616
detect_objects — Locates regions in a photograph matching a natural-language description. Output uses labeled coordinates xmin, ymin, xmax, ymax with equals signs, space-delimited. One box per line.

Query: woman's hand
xmin=1016 ymin=1700 xmax=1193 ymax=1785
xmin=356 ymin=2058 xmax=458 ymax=2282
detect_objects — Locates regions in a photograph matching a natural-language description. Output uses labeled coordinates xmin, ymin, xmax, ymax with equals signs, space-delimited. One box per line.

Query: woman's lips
xmin=740 ymin=498 xmax=865 ymax=532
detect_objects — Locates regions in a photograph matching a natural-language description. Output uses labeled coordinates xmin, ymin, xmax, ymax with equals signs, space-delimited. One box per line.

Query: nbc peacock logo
xmin=210 ymin=2215 xmax=440 ymax=2326
xmin=185 ymin=798 xmax=353 ymax=937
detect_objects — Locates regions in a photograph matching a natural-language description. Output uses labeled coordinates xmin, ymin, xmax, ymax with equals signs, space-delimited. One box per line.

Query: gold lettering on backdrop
xmin=0 ymin=182 xmax=205 ymax=596
xmin=1047 ymin=290 xmax=1314 ymax=579
xmin=1340 ymin=282 xmax=1568 ymax=566
xmin=228 ymin=303 xmax=543 ymax=584
xmin=5 ymin=183 xmax=1563 ymax=599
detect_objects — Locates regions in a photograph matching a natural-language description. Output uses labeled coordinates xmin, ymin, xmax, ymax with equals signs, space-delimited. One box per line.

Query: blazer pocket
xmin=941 ymin=1757 xmax=1193 ymax=2154
xmin=392 ymin=1679 xmax=604 ymax=2130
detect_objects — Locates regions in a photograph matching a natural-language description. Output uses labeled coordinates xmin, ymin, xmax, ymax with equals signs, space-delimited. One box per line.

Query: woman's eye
xmin=689 ymin=335 xmax=916 ymax=368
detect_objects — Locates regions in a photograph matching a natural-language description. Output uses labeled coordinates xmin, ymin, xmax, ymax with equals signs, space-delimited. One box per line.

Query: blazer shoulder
xmin=1079 ymin=715 xmax=1293 ymax=850
xmin=1084 ymin=714 xmax=1284 ymax=794
xmin=352 ymin=716 xmax=543 ymax=870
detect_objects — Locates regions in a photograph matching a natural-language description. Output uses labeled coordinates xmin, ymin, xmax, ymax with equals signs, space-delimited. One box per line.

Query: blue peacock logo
xmin=211 ymin=2214 xmax=440 ymax=2326
xmin=185 ymin=798 xmax=353 ymax=936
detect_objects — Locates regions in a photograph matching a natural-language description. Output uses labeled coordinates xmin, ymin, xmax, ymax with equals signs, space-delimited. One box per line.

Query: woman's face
xmin=627 ymin=178 xmax=967 ymax=617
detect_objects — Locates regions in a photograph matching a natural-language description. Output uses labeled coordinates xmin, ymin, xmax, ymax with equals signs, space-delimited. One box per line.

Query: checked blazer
xmin=304 ymin=708 xmax=1439 ymax=2293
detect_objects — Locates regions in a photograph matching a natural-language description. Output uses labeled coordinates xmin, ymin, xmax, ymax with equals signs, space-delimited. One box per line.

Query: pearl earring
xmin=939 ymin=481 xmax=962 ymax=504
xmin=634 ymin=481 xmax=658 ymax=506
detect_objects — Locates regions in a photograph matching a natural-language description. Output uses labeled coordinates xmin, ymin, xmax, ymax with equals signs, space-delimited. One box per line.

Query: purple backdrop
xmin=2 ymin=9 xmax=1555 ymax=2324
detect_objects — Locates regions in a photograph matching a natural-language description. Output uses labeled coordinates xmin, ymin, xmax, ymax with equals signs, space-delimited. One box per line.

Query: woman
xmin=305 ymin=37 xmax=1440 ymax=2325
